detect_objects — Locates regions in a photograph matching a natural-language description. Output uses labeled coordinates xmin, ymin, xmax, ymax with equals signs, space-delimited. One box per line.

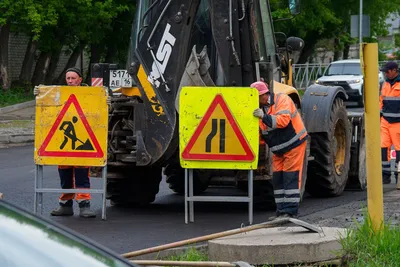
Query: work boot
xmin=268 ymin=215 xmax=277 ymax=221
xmin=79 ymin=201 xmax=96 ymax=218
xmin=51 ymin=206 xmax=74 ymax=216
xmin=269 ymin=213 xmax=294 ymax=221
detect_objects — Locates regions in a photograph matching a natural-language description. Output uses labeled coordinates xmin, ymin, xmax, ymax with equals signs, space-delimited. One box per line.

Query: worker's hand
xmin=33 ymin=86 xmax=39 ymax=96
xmin=253 ymin=108 xmax=264 ymax=119
xmin=106 ymin=96 xmax=111 ymax=106
xmin=33 ymin=84 xmax=44 ymax=96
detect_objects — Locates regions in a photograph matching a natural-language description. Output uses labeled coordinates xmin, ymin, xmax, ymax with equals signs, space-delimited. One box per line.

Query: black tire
xmin=346 ymin=134 xmax=366 ymax=190
xmin=300 ymin=140 xmax=309 ymax=201
xmin=107 ymin=167 xmax=162 ymax=206
xmin=306 ymin=98 xmax=351 ymax=197
xmin=357 ymin=86 xmax=364 ymax=107
xmin=164 ymin=164 xmax=210 ymax=195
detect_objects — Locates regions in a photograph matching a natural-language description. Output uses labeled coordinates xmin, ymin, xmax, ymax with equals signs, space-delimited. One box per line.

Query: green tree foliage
xmin=0 ymin=0 xmax=60 ymax=90
xmin=0 ymin=0 xmax=135 ymax=91
xmin=271 ymin=0 xmax=400 ymax=63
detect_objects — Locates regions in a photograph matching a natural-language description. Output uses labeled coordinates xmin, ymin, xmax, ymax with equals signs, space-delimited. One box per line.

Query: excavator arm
xmin=128 ymin=0 xmax=202 ymax=166
xmin=95 ymin=0 xmax=304 ymax=168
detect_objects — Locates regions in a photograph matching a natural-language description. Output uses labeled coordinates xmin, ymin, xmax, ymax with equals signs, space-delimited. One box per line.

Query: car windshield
xmin=325 ymin=63 xmax=361 ymax=76
xmin=0 ymin=201 xmax=135 ymax=267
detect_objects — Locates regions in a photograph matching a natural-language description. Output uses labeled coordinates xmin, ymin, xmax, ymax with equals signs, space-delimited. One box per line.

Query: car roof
xmin=0 ymin=200 xmax=138 ymax=267
xmin=330 ymin=59 xmax=360 ymax=64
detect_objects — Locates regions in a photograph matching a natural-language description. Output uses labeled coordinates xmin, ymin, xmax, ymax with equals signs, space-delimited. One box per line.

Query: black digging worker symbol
xmin=59 ymin=116 xmax=94 ymax=151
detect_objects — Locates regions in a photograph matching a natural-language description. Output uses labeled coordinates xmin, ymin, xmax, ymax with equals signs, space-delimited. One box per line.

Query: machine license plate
xmin=109 ymin=70 xmax=133 ymax=88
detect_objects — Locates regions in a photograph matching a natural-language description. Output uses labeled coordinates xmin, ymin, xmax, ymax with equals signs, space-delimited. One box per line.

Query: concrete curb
xmin=0 ymin=100 xmax=36 ymax=114
xmin=0 ymin=134 xmax=34 ymax=148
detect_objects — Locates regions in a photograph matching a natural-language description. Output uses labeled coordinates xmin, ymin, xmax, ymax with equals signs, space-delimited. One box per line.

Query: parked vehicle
xmin=316 ymin=59 xmax=384 ymax=107
xmin=315 ymin=59 xmax=364 ymax=106
xmin=0 ymin=200 xmax=137 ymax=267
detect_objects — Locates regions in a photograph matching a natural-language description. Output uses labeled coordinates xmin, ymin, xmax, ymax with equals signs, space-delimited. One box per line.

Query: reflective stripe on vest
xmin=266 ymin=109 xmax=299 ymax=131
xmin=382 ymin=112 xmax=400 ymax=118
xmin=383 ymin=96 xmax=400 ymax=101
xmin=269 ymin=128 xmax=307 ymax=152
xmin=382 ymin=96 xmax=400 ymax=118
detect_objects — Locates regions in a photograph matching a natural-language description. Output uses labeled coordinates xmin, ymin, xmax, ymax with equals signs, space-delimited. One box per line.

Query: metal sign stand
xmin=185 ymin=169 xmax=254 ymax=224
xmin=34 ymin=165 xmax=108 ymax=220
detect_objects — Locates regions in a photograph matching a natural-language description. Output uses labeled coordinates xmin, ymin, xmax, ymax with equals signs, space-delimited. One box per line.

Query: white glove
xmin=253 ymin=108 xmax=264 ymax=119
xmin=106 ymin=96 xmax=111 ymax=106
xmin=33 ymin=84 xmax=44 ymax=96
xmin=33 ymin=86 xmax=40 ymax=96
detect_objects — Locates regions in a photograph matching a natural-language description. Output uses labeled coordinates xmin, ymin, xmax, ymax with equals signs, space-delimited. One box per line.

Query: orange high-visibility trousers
xmin=381 ymin=118 xmax=400 ymax=183
xmin=58 ymin=166 xmax=91 ymax=206
xmin=271 ymin=141 xmax=306 ymax=216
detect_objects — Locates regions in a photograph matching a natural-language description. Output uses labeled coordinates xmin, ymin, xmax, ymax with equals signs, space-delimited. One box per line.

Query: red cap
xmin=250 ymin=81 xmax=269 ymax=95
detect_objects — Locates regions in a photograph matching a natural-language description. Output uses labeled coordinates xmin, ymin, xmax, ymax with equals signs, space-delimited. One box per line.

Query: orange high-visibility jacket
xmin=380 ymin=77 xmax=400 ymax=123
xmin=259 ymin=92 xmax=308 ymax=155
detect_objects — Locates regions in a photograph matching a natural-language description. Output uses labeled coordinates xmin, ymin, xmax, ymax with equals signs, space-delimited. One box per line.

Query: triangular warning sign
xmin=38 ymin=94 xmax=104 ymax=158
xmin=182 ymin=94 xmax=254 ymax=161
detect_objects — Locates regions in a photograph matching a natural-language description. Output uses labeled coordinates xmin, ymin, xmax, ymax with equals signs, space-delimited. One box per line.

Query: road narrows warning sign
xmin=182 ymin=94 xmax=254 ymax=161
xmin=179 ymin=87 xmax=259 ymax=170
xmin=34 ymin=86 xmax=108 ymax=166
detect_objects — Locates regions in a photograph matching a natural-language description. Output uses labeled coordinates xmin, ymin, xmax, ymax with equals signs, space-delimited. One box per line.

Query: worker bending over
xmin=252 ymin=81 xmax=308 ymax=219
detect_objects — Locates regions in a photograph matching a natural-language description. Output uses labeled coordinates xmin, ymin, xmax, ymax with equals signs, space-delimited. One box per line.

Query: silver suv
xmin=315 ymin=59 xmax=384 ymax=107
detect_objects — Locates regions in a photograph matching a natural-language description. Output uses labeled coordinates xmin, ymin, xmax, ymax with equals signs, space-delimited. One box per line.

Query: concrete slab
xmin=0 ymin=100 xmax=35 ymax=114
xmin=208 ymin=227 xmax=346 ymax=265
xmin=0 ymin=106 xmax=35 ymax=120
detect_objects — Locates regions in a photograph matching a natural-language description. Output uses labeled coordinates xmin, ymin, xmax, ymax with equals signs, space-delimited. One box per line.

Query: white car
xmin=316 ymin=59 xmax=383 ymax=107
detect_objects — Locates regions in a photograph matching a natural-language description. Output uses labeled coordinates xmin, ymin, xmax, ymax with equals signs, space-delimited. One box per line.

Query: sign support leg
xmin=38 ymin=165 xmax=44 ymax=215
xmin=185 ymin=169 xmax=188 ymax=224
xmin=189 ymin=169 xmax=194 ymax=223
xmin=248 ymin=170 xmax=253 ymax=225
xmin=34 ymin=164 xmax=39 ymax=214
xmin=101 ymin=166 xmax=107 ymax=220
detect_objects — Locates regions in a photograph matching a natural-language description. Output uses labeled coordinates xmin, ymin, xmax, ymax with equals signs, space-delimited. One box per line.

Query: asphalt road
xmin=0 ymin=144 xmax=389 ymax=254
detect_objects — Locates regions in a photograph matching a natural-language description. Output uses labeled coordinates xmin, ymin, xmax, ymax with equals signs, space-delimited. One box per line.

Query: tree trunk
xmin=0 ymin=24 xmax=11 ymax=91
xmin=343 ymin=44 xmax=350 ymax=59
xmin=104 ymin=44 xmax=117 ymax=64
xmin=45 ymin=47 xmax=62 ymax=85
xmin=297 ymin=40 xmax=317 ymax=64
xmin=85 ymin=44 xmax=104 ymax=85
xmin=19 ymin=37 xmax=38 ymax=90
xmin=56 ymin=45 xmax=83 ymax=84
xmin=31 ymin=51 xmax=52 ymax=86
xmin=333 ymin=38 xmax=341 ymax=61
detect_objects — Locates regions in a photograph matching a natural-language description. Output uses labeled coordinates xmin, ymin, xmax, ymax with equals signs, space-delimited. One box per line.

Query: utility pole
xmin=359 ymin=0 xmax=363 ymax=44
xmin=363 ymin=43 xmax=384 ymax=231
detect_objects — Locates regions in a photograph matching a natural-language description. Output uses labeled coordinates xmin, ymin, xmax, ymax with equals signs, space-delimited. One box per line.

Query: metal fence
xmin=293 ymin=60 xmax=399 ymax=90
xmin=292 ymin=63 xmax=329 ymax=90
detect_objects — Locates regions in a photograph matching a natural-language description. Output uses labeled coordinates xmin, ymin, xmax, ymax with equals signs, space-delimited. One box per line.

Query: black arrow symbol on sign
xmin=205 ymin=119 xmax=226 ymax=153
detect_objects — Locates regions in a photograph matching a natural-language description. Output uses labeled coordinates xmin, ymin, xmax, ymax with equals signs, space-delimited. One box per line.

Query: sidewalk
xmin=0 ymin=102 xmax=35 ymax=147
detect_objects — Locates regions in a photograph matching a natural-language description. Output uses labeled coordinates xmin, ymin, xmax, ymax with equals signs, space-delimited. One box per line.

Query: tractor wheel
xmin=299 ymin=140 xmax=310 ymax=201
xmin=306 ymin=98 xmax=351 ymax=197
xmin=164 ymin=164 xmax=210 ymax=195
xmin=346 ymin=134 xmax=367 ymax=190
xmin=107 ymin=167 xmax=162 ymax=206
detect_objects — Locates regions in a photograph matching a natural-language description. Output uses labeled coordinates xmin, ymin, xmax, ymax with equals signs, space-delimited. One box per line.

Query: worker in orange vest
xmin=380 ymin=61 xmax=400 ymax=184
xmin=252 ymin=81 xmax=308 ymax=219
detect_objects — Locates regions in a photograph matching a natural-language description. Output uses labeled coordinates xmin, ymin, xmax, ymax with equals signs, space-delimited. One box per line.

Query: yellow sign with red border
xmin=34 ymin=86 xmax=108 ymax=166
xmin=179 ymin=87 xmax=259 ymax=170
